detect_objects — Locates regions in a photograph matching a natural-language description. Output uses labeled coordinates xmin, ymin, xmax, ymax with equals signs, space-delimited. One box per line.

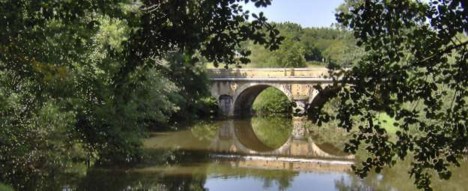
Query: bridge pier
xmin=291 ymin=98 xmax=309 ymax=140
xmin=292 ymin=116 xmax=308 ymax=140
xmin=292 ymin=98 xmax=308 ymax=117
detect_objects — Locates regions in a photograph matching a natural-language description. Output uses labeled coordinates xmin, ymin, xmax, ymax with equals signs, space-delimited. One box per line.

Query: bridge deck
xmin=207 ymin=68 xmax=331 ymax=79
xmin=209 ymin=77 xmax=334 ymax=82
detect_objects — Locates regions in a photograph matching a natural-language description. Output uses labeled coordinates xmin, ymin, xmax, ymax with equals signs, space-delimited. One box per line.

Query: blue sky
xmin=243 ymin=0 xmax=344 ymax=28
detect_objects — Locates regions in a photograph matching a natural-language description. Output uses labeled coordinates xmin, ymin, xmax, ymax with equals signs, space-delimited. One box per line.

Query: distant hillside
xmin=243 ymin=22 xmax=364 ymax=68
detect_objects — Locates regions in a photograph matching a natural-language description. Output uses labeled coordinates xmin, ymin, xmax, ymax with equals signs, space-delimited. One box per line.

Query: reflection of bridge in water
xmin=209 ymin=119 xmax=354 ymax=172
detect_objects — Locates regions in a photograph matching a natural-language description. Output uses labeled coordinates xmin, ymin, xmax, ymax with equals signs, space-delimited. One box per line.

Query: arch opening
xmin=252 ymin=87 xmax=292 ymax=116
xmin=233 ymin=84 xmax=292 ymax=117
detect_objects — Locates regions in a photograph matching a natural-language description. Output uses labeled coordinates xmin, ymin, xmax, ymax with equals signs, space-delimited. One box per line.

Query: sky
xmin=243 ymin=0 xmax=344 ymax=28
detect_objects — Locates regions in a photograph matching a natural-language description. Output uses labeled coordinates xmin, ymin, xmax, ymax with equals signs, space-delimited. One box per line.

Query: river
xmin=22 ymin=116 xmax=468 ymax=191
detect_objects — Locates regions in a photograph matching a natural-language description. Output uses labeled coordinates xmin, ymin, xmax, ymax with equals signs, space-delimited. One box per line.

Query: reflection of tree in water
xmin=75 ymin=148 xmax=210 ymax=190
xmin=309 ymin=97 xmax=351 ymax=151
xmin=251 ymin=116 xmax=291 ymax=149
xmin=158 ymin=175 xmax=207 ymax=191
xmin=262 ymin=171 xmax=295 ymax=191
xmin=334 ymin=157 xmax=468 ymax=191
xmin=333 ymin=167 xmax=414 ymax=191
xmin=190 ymin=121 xmax=220 ymax=142
xmin=6 ymin=170 xmax=85 ymax=191
xmin=256 ymin=170 xmax=295 ymax=191
xmin=208 ymin=165 xmax=297 ymax=191
xmin=365 ymin=158 xmax=468 ymax=191
xmin=334 ymin=175 xmax=371 ymax=191
xmin=76 ymin=170 xmax=207 ymax=191
xmin=308 ymin=121 xmax=350 ymax=155
xmin=141 ymin=147 xmax=211 ymax=166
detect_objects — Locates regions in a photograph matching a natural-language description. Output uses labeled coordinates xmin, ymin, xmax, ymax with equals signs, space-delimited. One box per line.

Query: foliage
xmin=0 ymin=183 xmax=14 ymax=191
xmin=314 ymin=0 xmax=468 ymax=190
xmin=196 ymin=96 xmax=220 ymax=119
xmin=0 ymin=0 xmax=283 ymax=188
xmin=122 ymin=0 xmax=283 ymax=70
xmin=156 ymin=53 xmax=217 ymax=123
xmin=308 ymin=98 xmax=352 ymax=151
xmin=245 ymin=22 xmax=363 ymax=68
xmin=253 ymin=87 xmax=291 ymax=115
xmin=0 ymin=1 xmax=125 ymax=188
xmin=272 ymin=40 xmax=307 ymax=68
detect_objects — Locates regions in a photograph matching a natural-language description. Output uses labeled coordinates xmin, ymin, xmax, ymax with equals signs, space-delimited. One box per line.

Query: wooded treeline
xmin=244 ymin=22 xmax=363 ymax=68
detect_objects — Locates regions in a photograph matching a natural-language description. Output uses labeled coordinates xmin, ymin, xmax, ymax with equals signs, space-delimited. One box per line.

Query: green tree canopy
xmin=0 ymin=0 xmax=283 ymax=189
xmin=315 ymin=0 xmax=467 ymax=190
xmin=243 ymin=22 xmax=363 ymax=68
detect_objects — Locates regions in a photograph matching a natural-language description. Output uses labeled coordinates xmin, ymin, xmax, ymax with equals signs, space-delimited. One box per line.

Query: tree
xmin=315 ymin=0 xmax=467 ymax=190
xmin=300 ymin=27 xmax=363 ymax=66
xmin=245 ymin=22 xmax=307 ymax=68
xmin=0 ymin=0 xmax=282 ymax=189
xmin=271 ymin=40 xmax=307 ymax=68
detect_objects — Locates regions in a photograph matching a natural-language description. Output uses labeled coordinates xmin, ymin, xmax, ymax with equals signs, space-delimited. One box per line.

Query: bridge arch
xmin=210 ymin=119 xmax=355 ymax=159
xmin=232 ymin=83 xmax=292 ymax=117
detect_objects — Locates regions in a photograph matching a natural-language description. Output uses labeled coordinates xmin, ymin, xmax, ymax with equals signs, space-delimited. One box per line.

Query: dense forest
xmin=245 ymin=22 xmax=363 ymax=68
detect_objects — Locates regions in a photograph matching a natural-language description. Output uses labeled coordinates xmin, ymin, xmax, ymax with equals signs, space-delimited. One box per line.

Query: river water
xmin=24 ymin=117 xmax=468 ymax=191
xmin=41 ymin=116 xmax=468 ymax=190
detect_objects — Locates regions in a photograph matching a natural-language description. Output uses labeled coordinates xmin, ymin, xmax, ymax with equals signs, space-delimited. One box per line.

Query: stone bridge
xmin=208 ymin=68 xmax=337 ymax=117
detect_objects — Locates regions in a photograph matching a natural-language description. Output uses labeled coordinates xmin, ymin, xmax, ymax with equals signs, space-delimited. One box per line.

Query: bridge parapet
xmin=207 ymin=68 xmax=331 ymax=79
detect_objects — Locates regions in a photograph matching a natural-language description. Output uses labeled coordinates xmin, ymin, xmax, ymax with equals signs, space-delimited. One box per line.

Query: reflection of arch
xmin=233 ymin=119 xmax=276 ymax=152
xmin=210 ymin=119 xmax=354 ymax=160
xmin=232 ymin=83 xmax=292 ymax=116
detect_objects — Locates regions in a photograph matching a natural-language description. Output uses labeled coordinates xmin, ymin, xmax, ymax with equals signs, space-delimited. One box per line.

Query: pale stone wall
xmin=207 ymin=68 xmax=330 ymax=78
